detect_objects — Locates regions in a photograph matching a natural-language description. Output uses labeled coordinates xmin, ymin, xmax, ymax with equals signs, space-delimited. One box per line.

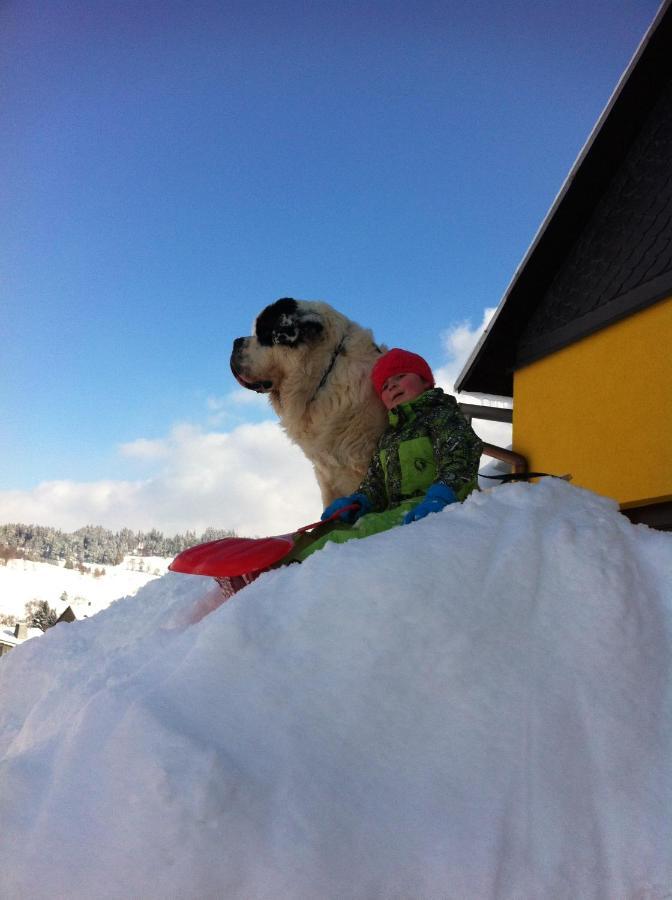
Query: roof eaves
xmin=455 ymin=0 xmax=671 ymax=396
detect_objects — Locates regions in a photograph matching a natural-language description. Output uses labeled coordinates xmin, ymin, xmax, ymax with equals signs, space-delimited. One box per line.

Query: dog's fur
xmin=231 ymin=298 xmax=388 ymax=505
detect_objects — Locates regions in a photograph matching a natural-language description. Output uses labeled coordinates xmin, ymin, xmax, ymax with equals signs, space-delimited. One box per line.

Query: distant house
xmin=0 ymin=623 xmax=44 ymax=657
xmin=457 ymin=1 xmax=672 ymax=530
xmin=55 ymin=605 xmax=79 ymax=625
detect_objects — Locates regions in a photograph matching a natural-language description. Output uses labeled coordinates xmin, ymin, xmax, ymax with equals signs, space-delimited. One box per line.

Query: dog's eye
xmin=255 ymin=297 xmax=299 ymax=346
xmin=273 ymin=328 xmax=299 ymax=345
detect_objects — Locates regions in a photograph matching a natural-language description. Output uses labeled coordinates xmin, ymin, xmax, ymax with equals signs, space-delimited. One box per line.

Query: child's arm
xmin=354 ymin=451 xmax=388 ymax=513
xmin=320 ymin=448 xmax=387 ymax=522
xmin=403 ymin=406 xmax=481 ymax=524
xmin=427 ymin=402 xmax=483 ymax=496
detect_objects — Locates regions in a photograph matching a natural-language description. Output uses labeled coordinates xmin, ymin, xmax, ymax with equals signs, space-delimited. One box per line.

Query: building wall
xmin=513 ymin=296 xmax=672 ymax=508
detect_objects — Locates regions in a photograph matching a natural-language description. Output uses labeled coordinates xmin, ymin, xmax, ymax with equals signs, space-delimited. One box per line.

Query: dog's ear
xmin=297 ymin=317 xmax=324 ymax=342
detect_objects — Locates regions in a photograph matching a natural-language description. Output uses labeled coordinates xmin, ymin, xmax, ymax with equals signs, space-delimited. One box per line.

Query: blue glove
xmin=321 ymin=492 xmax=371 ymax=523
xmin=403 ymin=483 xmax=457 ymax=525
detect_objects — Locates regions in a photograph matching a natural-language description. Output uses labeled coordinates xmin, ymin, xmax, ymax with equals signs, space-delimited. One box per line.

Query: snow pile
xmin=0 ymin=480 xmax=670 ymax=899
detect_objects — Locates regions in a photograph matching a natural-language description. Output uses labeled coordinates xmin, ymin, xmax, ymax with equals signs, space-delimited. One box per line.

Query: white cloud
xmin=223 ymin=388 xmax=271 ymax=408
xmin=434 ymin=307 xmax=498 ymax=395
xmin=119 ymin=437 xmax=169 ymax=460
xmin=206 ymin=389 xmax=272 ymax=426
xmin=0 ymin=422 xmax=321 ymax=537
xmin=434 ymin=307 xmax=513 ymax=451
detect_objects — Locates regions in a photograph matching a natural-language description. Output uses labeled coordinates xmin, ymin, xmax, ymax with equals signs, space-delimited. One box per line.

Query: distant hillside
xmin=0 ymin=554 xmax=172 ymax=624
xmin=0 ymin=523 xmax=235 ymax=566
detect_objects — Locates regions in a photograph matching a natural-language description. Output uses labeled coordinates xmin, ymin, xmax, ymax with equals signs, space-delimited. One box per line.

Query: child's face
xmin=380 ymin=372 xmax=430 ymax=410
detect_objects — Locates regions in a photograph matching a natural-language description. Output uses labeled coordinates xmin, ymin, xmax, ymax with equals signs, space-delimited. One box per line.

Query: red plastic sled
xmin=168 ymin=504 xmax=359 ymax=579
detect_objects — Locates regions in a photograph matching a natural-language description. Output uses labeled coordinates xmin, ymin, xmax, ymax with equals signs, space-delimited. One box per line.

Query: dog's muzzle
xmin=230 ymin=339 xmax=273 ymax=392
xmin=230 ymin=363 xmax=273 ymax=393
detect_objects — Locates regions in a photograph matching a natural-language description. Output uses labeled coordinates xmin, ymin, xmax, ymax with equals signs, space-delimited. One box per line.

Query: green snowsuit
xmin=294 ymin=388 xmax=482 ymax=561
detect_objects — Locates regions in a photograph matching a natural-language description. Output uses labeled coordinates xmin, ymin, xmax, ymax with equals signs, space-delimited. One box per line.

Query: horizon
xmin=1 ymin=0 xmax=661 ymax=534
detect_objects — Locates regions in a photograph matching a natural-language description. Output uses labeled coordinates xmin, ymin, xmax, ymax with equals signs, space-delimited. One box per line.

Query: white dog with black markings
xmin=231 ymin=298 xmax=388 ymax=505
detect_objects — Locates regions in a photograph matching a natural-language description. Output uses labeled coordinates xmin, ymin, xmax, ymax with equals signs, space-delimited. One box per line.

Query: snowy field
xmin=0 ymin=479 xmax=670 ymax=899
xmin=0 ymin=556 xmax=171 ymax=622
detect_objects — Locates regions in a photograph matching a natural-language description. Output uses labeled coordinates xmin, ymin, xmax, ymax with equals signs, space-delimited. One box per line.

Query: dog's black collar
xmin=309 ymin=332 xmax=348 ymax=404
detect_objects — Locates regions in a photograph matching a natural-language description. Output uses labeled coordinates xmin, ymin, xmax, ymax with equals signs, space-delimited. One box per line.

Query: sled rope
xmin=480 ymin=472 xmax=572 ymax=483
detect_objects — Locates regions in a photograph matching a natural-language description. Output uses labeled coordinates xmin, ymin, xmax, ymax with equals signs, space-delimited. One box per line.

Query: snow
xmin=0 ymin=480 xmax=670 ymax=899
xmin=0 ymin=555 xmax=170 ymax=621
xmin=0 ymin=625 xmax=43 ymax=648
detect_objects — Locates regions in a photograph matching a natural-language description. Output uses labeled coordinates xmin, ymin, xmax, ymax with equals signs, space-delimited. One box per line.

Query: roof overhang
xmin=456 ymin=0 xmax=672 ymax=396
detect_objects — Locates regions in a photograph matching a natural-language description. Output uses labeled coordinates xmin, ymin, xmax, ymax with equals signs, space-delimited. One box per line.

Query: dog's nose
xmin=233 ymin=337 xmax=245 ymax=350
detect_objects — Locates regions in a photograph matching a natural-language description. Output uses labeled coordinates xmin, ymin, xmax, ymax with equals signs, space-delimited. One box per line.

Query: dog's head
xmin=230 ymin=298 xmax=326 ymax=393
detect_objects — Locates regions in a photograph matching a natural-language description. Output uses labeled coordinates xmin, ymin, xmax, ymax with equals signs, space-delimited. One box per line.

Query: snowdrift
xmin=0 ymin=480 xmax=670 ymax=899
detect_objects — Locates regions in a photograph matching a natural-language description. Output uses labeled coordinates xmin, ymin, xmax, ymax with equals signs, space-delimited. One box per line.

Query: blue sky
xmin=0 ymin=0 xmax=660 ymax=533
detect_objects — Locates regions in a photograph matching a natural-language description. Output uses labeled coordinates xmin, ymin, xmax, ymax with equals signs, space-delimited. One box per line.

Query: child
xmin=292 ymin=348 xmax=482 ymax=561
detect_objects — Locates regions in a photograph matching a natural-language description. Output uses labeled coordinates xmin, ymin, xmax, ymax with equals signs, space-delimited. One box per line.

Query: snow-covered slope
xmin=0 ymin=556 xmax=170 ymax=621
xmin=0 ymin=481 xmax=670 ymax=899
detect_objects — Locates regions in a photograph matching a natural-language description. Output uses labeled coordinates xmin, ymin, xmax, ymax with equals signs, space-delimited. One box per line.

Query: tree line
xmin=0 ymin=523 xmax=235 ymax=566
xmin=0 ymin=599 xmax=61 ymax=631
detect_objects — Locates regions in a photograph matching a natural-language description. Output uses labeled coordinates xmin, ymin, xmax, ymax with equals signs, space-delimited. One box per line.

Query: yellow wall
xmin=513 ymin=297 xmax=672 ymax=508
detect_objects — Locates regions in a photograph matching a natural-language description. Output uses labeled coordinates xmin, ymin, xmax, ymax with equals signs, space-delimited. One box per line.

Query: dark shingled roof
xmin=456 ymin=0 xmax=672 ymax=397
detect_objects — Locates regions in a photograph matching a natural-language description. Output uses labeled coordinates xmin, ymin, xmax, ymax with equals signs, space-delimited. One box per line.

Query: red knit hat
xmin=371 ymin=349 xmax=435 ymax=397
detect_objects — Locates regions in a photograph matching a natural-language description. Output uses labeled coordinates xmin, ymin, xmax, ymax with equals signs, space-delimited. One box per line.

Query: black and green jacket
xmin=357 ymin=388 xmax=483 ymax=512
